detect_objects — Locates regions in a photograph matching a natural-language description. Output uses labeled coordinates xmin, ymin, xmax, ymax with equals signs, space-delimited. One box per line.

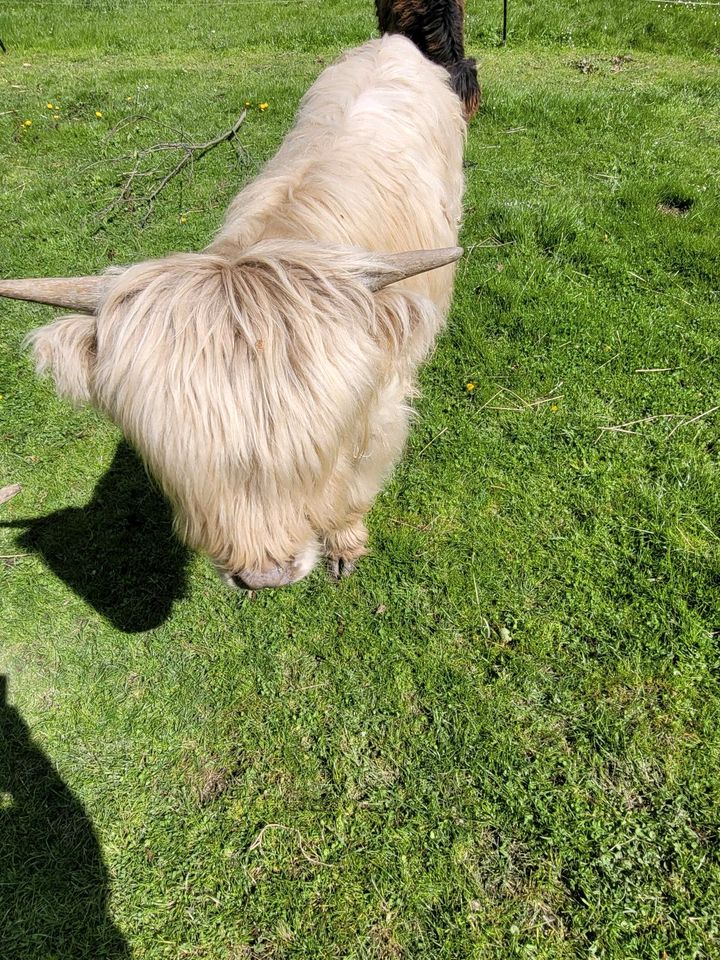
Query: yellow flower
xmin=47 ymin=102 xmax=54 ymax=109
xmin=245 ymin=101 xmax=251 ymax=107
xmin=0 ymin=394 xmax=4 ymax=401
xmin=550 ymin=404 xmax=558 ymax=412
xmin=126 ymin=96 xmax=133 ymax=101
xmin=23 ymin=119 xmax=32 ymax=127
xmin=95 ymin=110 xmax=103 ymax=118
xmin=259 ymin=102 xmax=268 ymax=111
xmin=466 ymin=382 xmax=476 ymax=392
xmin=180 ymin=215 xmax=187 ymax=224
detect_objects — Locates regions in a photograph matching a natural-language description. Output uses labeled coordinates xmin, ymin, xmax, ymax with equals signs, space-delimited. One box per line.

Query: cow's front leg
xmin=324 ymin=517 xmax=369 ymax=580
xmin=319 ymin=379 xmax=409 ymax=582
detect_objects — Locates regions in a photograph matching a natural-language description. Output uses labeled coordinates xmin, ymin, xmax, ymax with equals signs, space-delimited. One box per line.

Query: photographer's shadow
xmin=0 ymin=676 xmax=130 ymax=959
xmin=6 ymin=442 xmax=188 ymax=633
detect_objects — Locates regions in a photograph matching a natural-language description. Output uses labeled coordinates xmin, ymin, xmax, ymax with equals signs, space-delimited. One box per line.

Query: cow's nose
xmin=230 ymin=565 xmax=295 ymax=590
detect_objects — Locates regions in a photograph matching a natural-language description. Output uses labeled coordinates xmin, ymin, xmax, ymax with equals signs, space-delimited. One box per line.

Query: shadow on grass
xmin=4 ymin=442 xmax=189 ymax=633
xmin=0 ymin=676 xmax=129 ymax=959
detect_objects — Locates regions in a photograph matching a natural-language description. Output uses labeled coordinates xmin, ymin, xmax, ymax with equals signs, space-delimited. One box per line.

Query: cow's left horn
xmin=362 ymin=246 xmax=463 ymax=291
xmin=0 ymin=275 xmax=109 ymax=313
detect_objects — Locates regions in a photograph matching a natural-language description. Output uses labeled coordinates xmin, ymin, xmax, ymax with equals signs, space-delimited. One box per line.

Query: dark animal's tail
xmin=375 ymin=0 xmax=480 ymax=120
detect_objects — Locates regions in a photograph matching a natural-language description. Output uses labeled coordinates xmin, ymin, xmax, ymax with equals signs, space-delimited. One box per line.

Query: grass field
xmin=1 ymin=1 xmax=719 ymax=957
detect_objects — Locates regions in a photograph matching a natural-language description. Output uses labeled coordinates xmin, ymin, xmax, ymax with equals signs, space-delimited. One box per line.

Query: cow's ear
xmin=24 ymin=313 xmax=97 ymax=405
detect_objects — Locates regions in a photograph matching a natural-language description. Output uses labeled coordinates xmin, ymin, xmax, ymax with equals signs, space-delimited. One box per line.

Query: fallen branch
xmin=100 ymin=109 xmax=247 ymax=224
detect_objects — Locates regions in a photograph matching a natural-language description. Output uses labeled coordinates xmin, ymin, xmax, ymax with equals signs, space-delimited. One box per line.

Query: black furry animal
xmin=375 ymin=0 xmax=480 ymax=119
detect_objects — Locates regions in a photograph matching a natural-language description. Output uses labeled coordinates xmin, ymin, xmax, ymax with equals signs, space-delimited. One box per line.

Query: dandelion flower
xmin=126 ymin=96 xmax=133 ymax=101
xmin=245 ymin=101 xmax=251 ymax=107
xmin=550 ymin=404 xmax=558 ymax=412
xmin=466 ymin=382 xmax=476 ymax=392
xmin=95 ymin=110 xmax=103 ymax=118
xmin=23 ymin=119 xmax=32 ymax=127
xmin=259 ymin=102 xmax=268 ymax=111
xmin=180 ymin=215 xmax=188 ymax=224
xmin=47 ymin=102 xmax=54 ymax=109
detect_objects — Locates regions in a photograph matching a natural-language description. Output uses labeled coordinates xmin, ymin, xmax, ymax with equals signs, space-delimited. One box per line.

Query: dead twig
xmin=247 ymin=823 xmax=333 ymax=868
xmin=502 ymin=385 xmax=532 ymax=408
xmin=416 ymin=426 xmax=448 ymax=456
xmin=528 ymin=394 xmax=564 ymax=407
xmin=247 ymin=823 xmax=286 ymax=853
xmin=667 ymin=404 xmax=719 ymax=438
xmin=388 ymin=516 xmax=436 ymax=533
xmin=600 ymin=414 xmax=681 ymax=432
xmin=594 ymin=352 xmax=620 ymax=372
xmin=475 ymin=384 xmax=563 ymax=412
xmin=596 ymin=405 xmax=719 ymax=443
xmin=476 ymin=389 xmax=503 ymax=411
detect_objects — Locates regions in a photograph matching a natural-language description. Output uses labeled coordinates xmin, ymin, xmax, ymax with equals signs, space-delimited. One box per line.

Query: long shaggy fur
xmin=28 ymin=36 xmax=465 ymax=586
xmin=375 ymin=0 xmax=480 ymax=119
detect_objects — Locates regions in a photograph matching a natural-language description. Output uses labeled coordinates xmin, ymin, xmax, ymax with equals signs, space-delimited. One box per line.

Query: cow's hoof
xmin=328 ymin=556 xmax=357 ymax=581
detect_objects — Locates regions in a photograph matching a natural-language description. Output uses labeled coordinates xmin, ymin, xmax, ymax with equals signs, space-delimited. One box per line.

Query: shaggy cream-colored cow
xmin=1 ymin=35 xmax=465 ymax=588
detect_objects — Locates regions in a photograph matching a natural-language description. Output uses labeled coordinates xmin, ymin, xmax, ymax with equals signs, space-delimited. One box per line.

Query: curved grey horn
xmin=361 ymin=246 xmax=463 ymax=291
xmin=0 ymin=275 xmax=110 ymax=313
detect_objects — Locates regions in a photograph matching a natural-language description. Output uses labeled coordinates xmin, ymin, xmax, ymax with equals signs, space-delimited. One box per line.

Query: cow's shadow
xmin=6 ymin=442 xmax=189 ymax=633
xmin=0 ymin=676 xmax=130 ymax=959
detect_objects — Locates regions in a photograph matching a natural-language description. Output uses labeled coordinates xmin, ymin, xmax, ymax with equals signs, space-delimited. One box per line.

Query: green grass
xmin=1 ymin=2 xmax=719 ymax=957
